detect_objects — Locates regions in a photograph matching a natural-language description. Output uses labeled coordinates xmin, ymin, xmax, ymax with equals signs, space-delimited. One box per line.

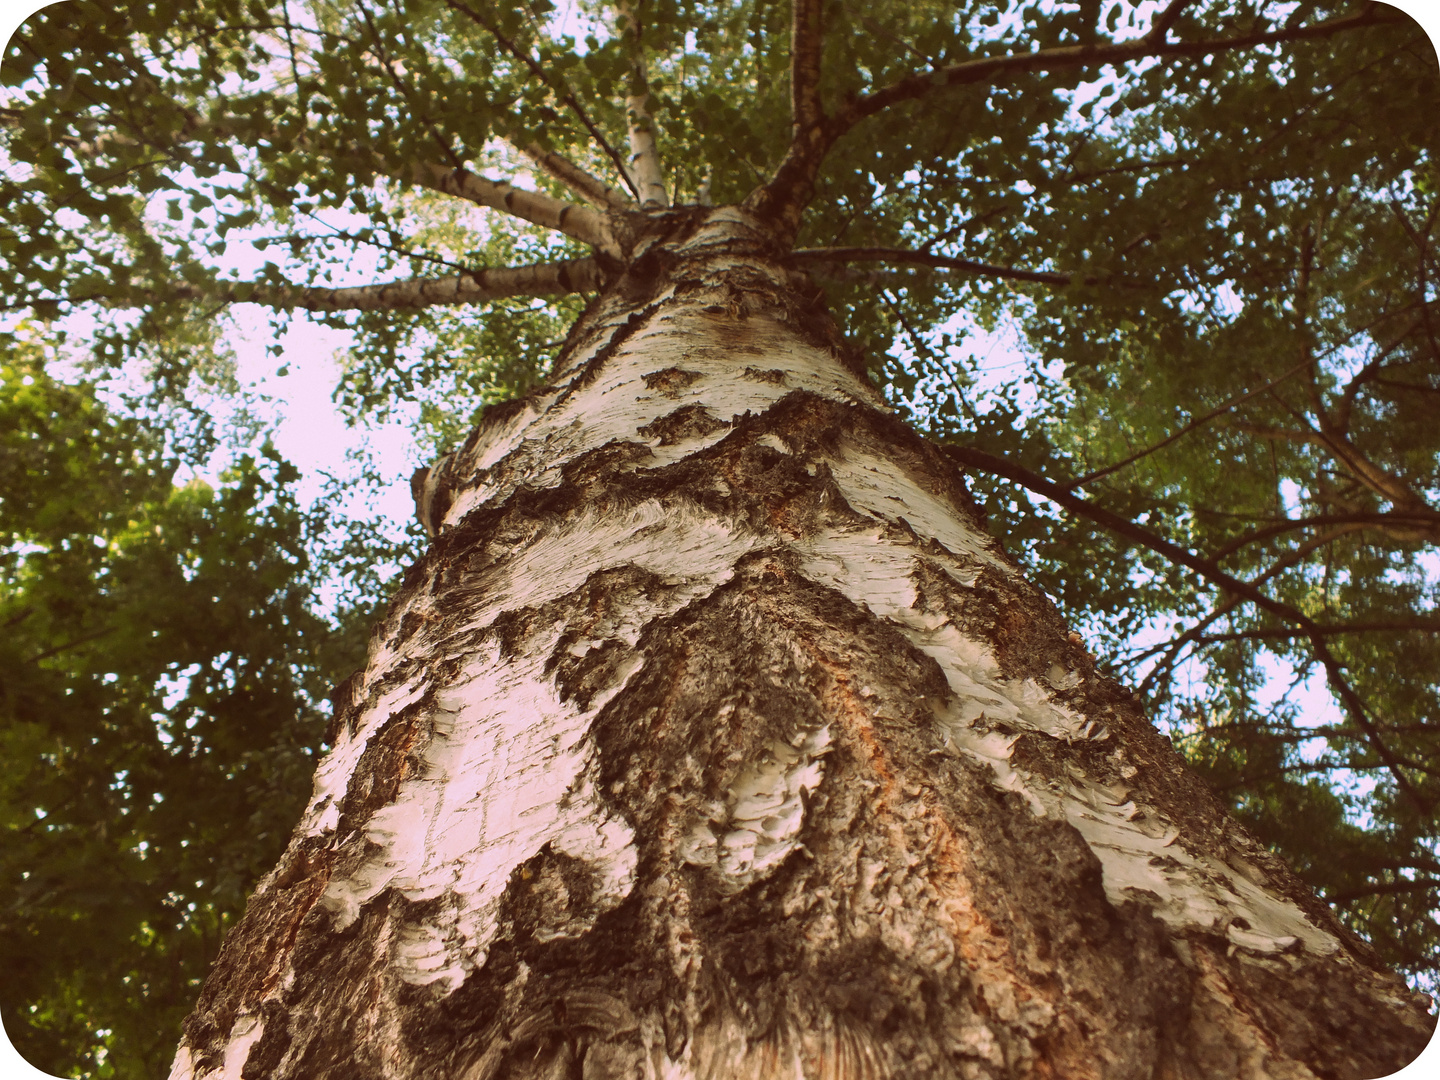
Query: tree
xmin=2 ymin=0 xmax=1439 ymax=1076
xmin=0 ymin=331 xmax=382 ymax=1077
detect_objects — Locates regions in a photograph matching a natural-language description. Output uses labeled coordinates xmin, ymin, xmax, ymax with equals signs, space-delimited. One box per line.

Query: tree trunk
xmin=170 ymin=208 xmax=1434 ymax=1080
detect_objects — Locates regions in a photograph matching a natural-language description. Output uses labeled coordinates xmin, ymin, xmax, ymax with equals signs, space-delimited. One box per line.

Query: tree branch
xmin=740 ymin=0 xmax=830 ymax=241
xmin=790 ymin=0 xmax=824 ymax=137
xmin=943 ymin=442 xmax=1433 ymax=812
xmin=944 ymin=445 xmax=1312 ymax=623
xmin=1326 ymin=879 xmax=1440 ymax=904
xmin=166 ymin=257 xmax=603 ymax=312
xmin=792 ymin=246 xmax=1072 ymax=286
xmin=1128 ymin=531 xmax=1347 ymax=686
xmin=354 ymin=0 xmax=464 ymax=171
xmin=1188 ymin=621 xmax=1440 ymax=646
xmin=1144 ymin=0 xmax=1197 ymax=44
xmin=27 ymin=628 xmax=116 ymax=665
xmin=1209 ymin=510 xmax=1440 ymax=560
xmin=1308 ymin=632 xmax=1430 ymax=810
xmin=417 ymin=163 xmax=620 ymax=256
xmin=614 ymin=0 xmax=667 ymax=208
xmin=441 ymin=0 xmax=641 ymax=202
xmin=7 ymin=100 xmax=624 ymax=257
xmin=1070 ymin=311 xmax=1426 ymax=494
xmin=1241 ymin=415 xmax=1432 ymax=513
xmin=844 ymin=6 xmax=1405 ymax=132
xmin=514 ymin=140 xmax=632 ymax=210
xmin=1064 ymin=357 xmax=1313 ymax=490
xmin=745 ymin=5 xmax=1401 ymax=232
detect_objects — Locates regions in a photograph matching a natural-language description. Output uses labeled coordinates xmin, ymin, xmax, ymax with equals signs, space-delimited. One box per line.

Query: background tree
xmin=1 ymin=0 xmax=1438 ymax=1077
xmin=0 ymin=330 xmax=390 ymax=1076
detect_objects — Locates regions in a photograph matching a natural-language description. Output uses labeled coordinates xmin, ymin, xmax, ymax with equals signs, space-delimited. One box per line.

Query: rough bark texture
xmin=171 ymin=207 xmax=1434 ymax=1080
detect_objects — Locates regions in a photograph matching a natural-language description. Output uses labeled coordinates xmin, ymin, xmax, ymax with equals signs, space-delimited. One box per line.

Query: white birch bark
xmin=515 ymin=141 xmax=634 ymax=211
xmin=171 ymin=258 xmax=603 ymax=313
xmin=622 ymin=92 xmax=668 ymax=210
xmin=419 ymin=163 xmax=621 ymax=256
xmin=617 ymin=0 xmax=668 ymax=210
xmin=171 ymin=207 xmax=1434 ymax=1080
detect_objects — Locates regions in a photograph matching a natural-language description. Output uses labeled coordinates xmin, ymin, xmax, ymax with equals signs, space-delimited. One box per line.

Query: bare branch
xmin=1129 ymin=531 xmax=1349 ymax=686
xmin=515 ymin=140 xmax=632 ymax=210
xmin=167 ymin=257 xmax=603 ymax=313
xmin=749 ymin=5 xmax=1403 ymax=237
xmin=1311 ymin=633 xmax=1432 ymax=812
xmin=418 ymin=163 xmax=620 ymax=256
xmin=1326 ymin=879 xmax=1440 ymax=903
xmin=616 ymin=0 xmax=668 ymax=208
xmin=27 ymin=628 xmax=117 ymax=665
xmin=1188 ymin=621 xmax=1440 ymax=646
xmin=1241 ymin=415 xmax=1431 ymax=512
xmin=844 ymin=7 xmax=1405 ymax=132
xmin=943 ymin=445 xmax=1317 ymax=625
xmin=792 ymin=246 xmax=1072 ymax=286
xmin=1209 ymin=510 xmax=1440 ymax=560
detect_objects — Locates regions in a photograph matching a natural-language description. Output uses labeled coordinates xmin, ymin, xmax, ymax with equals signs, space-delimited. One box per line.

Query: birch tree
xmin=3 ymin=1 xmax=1439 ymax=1077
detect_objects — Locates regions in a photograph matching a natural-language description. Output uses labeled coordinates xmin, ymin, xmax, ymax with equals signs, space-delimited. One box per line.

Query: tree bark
xmin=170 ymin=207 xmax=1434 ymax=1080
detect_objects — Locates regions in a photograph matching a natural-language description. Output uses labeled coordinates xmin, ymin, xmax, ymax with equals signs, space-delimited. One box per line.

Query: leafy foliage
xmin=1 ymin=0 xmax=1438 ymax=1073
xmin=0 ymin=339 xmax=373 ymax=1078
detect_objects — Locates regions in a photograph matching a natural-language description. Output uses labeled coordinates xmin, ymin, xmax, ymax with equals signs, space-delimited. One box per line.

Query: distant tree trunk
xmin=170 ymin=208 xmax=1434 ymax=1080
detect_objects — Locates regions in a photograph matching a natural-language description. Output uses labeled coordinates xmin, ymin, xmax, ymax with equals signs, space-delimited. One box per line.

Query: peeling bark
xmin=173 ymin=207 xmax=1433 ymax=1080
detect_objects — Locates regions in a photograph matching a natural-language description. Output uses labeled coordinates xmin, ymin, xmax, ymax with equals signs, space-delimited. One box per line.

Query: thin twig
xmin=1063 ymin=356 xmax=1314 ymax=491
